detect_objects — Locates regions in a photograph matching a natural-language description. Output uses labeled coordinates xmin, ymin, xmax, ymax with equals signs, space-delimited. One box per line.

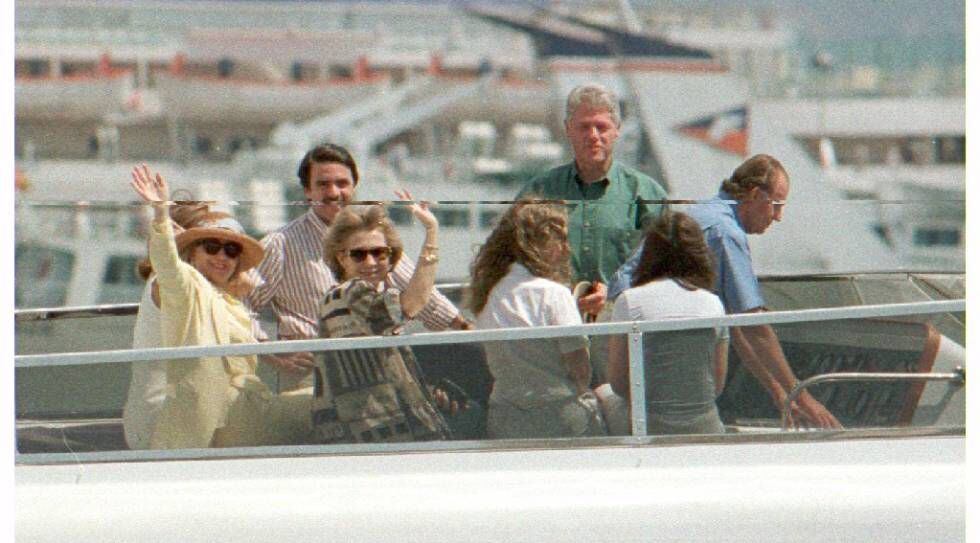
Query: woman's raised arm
xmin=395 ymin=189 xmax=440 ymax=318
xmin=130 ymin=163 xmax=171 ymax=224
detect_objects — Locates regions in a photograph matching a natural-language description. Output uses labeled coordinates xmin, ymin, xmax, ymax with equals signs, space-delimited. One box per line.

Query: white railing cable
xmin=14 ymin=299 xmax=964 ymax=369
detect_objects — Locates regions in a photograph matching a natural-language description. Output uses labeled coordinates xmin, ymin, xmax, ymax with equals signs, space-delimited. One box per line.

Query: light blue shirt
xmin=607 ymin=191 xmax=766 ymax=314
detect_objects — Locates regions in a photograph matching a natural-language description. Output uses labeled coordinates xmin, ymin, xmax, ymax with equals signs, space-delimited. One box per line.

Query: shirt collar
xmin=303 ymin=208 xmax=330 ymax=236
xmin=717 ymin=189 xmax=746 ymax=231
xmin=571 ymin=160 xmax=615 ymax=187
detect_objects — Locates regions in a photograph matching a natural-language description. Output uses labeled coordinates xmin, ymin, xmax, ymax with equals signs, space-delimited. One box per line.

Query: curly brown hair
xmin=323 ymin=204 xmax=403 ymax=281
xmin=467 ymin=199 xmax=571 ymax=315
xmin=720 ymin=154 xmax=788 ymax=200
xmin=632 ymin=211 xmax=715 ymax=292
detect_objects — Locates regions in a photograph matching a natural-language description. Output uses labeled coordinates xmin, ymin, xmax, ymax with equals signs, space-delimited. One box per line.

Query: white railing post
xmin=627 ymin=330 xmax=647 ymax=436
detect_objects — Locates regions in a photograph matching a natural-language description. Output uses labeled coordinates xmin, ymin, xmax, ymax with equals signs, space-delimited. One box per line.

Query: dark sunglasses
xmin=200 ymin=238 xmax=243 ymax=259
xmin=346 ymin=246 xmax=391 ymax=262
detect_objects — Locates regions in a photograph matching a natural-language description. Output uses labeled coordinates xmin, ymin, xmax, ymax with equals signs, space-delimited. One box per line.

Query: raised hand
xmin=394 ymin=189 xmax=437 ymax=232
xmin=130 ymin=164 xmax=170 ymax=204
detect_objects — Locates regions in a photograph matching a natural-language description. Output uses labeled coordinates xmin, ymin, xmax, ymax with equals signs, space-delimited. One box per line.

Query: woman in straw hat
xmin=123 ymin=197 xmax=212 ymax=449
xmin=129 ymin=164 xmax=311 ymax=449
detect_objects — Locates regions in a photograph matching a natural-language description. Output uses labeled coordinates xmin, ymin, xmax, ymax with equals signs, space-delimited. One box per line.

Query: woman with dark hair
xmin=312 ymin=193 xmax=452 ymax=444
xmin=127 ymin=164 xmax=311 ymax=449
xmin=607 ymin=211 xmax=729 ymax=435
xmin=470 ymin=200 xmax=606 ymax=439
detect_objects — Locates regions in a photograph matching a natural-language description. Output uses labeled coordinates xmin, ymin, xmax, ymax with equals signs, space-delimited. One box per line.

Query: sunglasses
xmin=200 ymin=238 xmax=243 ymax=259
xmin=346 ymin=246 xmax=392 ymax=262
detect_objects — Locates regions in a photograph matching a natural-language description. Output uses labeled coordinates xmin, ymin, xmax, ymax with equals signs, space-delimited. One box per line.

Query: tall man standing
xmin=247 ymin=143 xmax=471 ymax=392
xmin=518 ymin=84 xmax=667 ymax=317
xmin=608 ymin=154 xmax=841 ymax=428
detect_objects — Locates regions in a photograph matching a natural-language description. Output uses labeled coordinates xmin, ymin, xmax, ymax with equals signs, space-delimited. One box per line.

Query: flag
xmin=675 ymin=107 xmax=748 ymax=157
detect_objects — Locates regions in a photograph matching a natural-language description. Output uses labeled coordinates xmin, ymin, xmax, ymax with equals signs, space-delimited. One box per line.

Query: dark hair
xmin=720 ymin=154 xmax=788 ymax=200
xmin=632 ymin=211 xmax=715 ymax=291
xmin=323 ymin=205 xmax=403 ymax=280
xmin=296 ymin=143 xmax=359 ymax=189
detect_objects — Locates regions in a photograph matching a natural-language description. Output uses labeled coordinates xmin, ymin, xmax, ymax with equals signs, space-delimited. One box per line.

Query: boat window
xmin=935 ymin=136 xmax=965 ymax=164
xmin=913 ymin=227 xmax=961 ymax=247
xmin=796 ymin=135 xmax=966 ymax=167
xmin=479 ymin=210 xmax=500 ymax=228
xmin=98 ymin=255 xmax=144 ymax=304
xmin=388 ymin=205 xmax=412 ymax=226
xmin=14 ymin=244 xmax=74 ymax=308
xmin=432 ymin=206 xmax=470 ymax=228
xmin=192 ymin=135 xmax=213 ymax=156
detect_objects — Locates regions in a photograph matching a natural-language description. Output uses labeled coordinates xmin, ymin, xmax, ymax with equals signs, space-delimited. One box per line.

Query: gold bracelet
xmin=423 ymin=243 xmax=439 ymax=252
xmin=419 ymin=252 xmax=439 ymax=265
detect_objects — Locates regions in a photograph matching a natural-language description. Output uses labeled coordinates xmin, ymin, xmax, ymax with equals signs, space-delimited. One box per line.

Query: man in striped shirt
xmin=246 ymin=143 xmax=471 ymax=392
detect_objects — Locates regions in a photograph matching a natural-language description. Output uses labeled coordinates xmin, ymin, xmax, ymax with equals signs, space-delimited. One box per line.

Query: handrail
xmin=15 ymin=298 xmax=966 ymax=465
xmin=781 ymin=367 xmax=966 ymax=430
xmin=14 ymin=299 xmax=964 ymax=369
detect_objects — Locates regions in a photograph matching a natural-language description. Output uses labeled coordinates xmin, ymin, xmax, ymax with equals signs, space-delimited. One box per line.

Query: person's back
xmin=470 ymin=201 xmax=606 ymax=439
xmin=613 ymin=280 xmax=723 ymax=432
xmin=606 ymin=211 xmax=728 ymax=436
xmin=476 ymin=264 xmax=582 ymax=411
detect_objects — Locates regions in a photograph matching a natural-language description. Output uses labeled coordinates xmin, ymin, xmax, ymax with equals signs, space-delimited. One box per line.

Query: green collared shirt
xmin=518 ymin=161 xmax=667 ymax=284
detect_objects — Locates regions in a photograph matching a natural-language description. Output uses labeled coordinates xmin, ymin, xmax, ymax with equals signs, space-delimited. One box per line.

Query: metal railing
xmin=782 ymin=367 xmax=966 ymax=430
xmin=14 ymin=299 xmax=965 ymax=464
xmin=14 ymin=300 xmax=964 ymax=369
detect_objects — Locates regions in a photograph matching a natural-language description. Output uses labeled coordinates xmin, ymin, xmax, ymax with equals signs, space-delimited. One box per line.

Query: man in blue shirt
xmin=608 ymin=154 xmax=841 ymax=429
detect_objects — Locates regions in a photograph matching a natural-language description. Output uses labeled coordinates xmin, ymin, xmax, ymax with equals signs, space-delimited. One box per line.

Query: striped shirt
xmin=246 ymin=209 xmax=459 ymax=340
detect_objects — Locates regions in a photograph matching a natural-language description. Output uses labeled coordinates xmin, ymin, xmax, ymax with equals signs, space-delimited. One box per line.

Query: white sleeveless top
xmin=122 ymin=281 xmax=166 ymax=449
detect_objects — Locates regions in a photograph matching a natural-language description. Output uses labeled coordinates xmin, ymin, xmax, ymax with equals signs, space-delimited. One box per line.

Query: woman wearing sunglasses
xmin=313 ymin=193 xmax=452 ymax=444
xmin=468 ymin=200 xmax=607 ymax=439
xmin=128 ymin=164 xmax=312 ymax=449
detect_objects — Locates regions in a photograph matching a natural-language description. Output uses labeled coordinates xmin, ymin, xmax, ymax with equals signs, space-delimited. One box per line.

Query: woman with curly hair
xmin=312 ymin=193 xmax=452 ymax=444
xmin=607 ymin=210 xmax=728 ymax=435
xmin=469 ymin=200 xmax=606 ymax=439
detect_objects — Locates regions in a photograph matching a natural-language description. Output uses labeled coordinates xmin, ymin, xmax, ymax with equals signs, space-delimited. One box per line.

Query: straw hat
xmin=174 ymin=215 xmax=264 ymax=271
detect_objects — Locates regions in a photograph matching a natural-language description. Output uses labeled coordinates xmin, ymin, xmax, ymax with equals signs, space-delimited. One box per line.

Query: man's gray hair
xmin=565 ymin=84 xmax=621 ymax=127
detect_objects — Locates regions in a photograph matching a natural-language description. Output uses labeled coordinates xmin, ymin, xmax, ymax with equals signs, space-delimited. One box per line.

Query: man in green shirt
xmin=518 ymin=83 xmax=667 ymax=317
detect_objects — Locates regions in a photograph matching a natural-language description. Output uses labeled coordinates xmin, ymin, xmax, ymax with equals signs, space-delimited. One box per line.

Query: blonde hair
xmin=467 ymin=199 xmax=571 ymax=315
xmin=137 ymin=200 xmax=254 ymax=299
xmin=323 ymin=205 xmax=403 ymax=281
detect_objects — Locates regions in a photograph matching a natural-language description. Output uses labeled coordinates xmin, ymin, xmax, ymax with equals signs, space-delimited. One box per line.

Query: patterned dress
xmin=312 ymin=279 xmax=450 ymax=444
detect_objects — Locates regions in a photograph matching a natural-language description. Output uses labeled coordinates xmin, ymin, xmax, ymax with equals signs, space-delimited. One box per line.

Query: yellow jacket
xmin=146 ymin=218 xmax=269 ymax=449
